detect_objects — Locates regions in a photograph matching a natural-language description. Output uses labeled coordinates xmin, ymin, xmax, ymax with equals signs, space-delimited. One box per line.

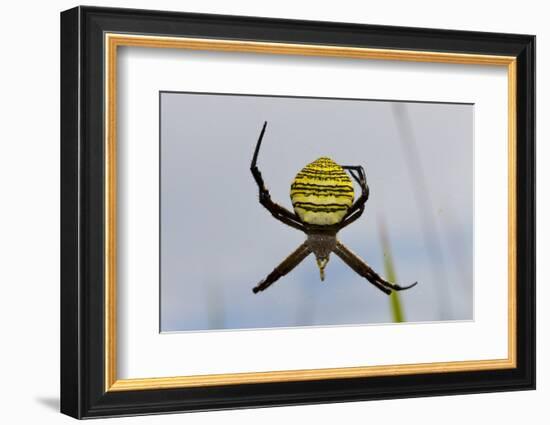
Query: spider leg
xmin=333 ymin=240 xmax=417 ymax=295
xmin=253 ymin=242 xmax=312 ymax=293
xmin=268 ymin=212 xmax=306 ymax=231
xmin=339 ymin=165 xmax=369 ymax=230
xmin=251 ymin=121 xmax=305 ymax=231
xmin=338 ymin=205 xmax=365 ymax=229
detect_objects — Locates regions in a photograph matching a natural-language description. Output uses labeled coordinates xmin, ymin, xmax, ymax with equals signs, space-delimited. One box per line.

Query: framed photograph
xmin=60 ymin=6 xmax=535 ymax=419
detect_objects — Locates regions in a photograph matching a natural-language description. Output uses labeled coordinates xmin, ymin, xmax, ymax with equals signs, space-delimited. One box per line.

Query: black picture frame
xmin=61 ymin=5 xmax=535 ymax=419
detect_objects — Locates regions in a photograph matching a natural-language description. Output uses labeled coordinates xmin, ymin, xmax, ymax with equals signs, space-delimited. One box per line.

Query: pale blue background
xmin=160 ymin=92 xmax=473 ymax=332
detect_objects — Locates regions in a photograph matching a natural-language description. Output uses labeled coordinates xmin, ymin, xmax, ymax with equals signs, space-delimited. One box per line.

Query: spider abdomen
xmin=290 ymin=157 xmax=354 ymax=225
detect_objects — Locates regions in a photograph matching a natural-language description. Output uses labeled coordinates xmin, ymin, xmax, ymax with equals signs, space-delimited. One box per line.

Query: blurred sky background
xmin=160 ymin=92 xmax=473 ymax=332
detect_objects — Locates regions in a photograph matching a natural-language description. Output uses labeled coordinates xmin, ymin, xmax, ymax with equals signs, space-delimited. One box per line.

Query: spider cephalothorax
xmin=250 ymin=121 xmax=417 ymax=295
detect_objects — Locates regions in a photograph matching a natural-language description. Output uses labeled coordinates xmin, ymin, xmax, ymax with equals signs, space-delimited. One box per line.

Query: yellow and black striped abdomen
xmin=290 ymin=157 xmax=354 ymax=226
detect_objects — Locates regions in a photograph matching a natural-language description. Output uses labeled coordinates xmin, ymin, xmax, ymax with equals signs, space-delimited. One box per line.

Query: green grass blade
xmin=378 ymin=218 xmax=405 ymax=323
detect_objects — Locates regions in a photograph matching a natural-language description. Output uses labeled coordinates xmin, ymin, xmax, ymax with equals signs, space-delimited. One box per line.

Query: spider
xmin=250 ymin=121 xmax=418 ymax=295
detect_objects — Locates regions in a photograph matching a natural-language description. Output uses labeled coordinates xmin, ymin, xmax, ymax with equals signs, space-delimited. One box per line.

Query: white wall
xmin=0 ymin=0 xmax=545 ymax=424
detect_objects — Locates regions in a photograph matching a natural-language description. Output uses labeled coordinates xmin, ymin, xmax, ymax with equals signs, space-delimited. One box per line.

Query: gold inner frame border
xmin=104 ymin=33 xmax=517 ymax=392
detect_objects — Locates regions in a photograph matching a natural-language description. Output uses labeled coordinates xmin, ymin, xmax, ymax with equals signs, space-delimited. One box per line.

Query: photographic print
xmin=160 ymin=92 xmax=473 ymax=332
xmin=61 ymin=8 xmax=535 ymax=417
